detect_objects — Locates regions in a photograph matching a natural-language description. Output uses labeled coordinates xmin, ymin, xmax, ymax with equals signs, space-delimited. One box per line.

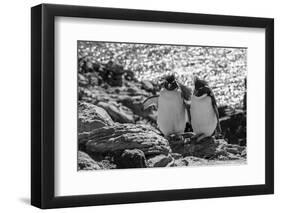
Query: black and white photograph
xmin=28 ymin=2 xmax=274 ymax=209
xmin=77 ymin=41 xmax=247 ymax=170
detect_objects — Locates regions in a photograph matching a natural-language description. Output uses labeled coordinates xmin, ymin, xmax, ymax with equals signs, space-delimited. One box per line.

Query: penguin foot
xmin=181 ymin=132 xmax=196 ymax=139
xmin=167 ymin=134 xmax=183 ymax=141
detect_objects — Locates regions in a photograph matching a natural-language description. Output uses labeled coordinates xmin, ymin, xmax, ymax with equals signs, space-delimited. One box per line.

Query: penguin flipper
xmin=178 ymin=83 xmax=192 ymax=101
xmin=210 ymin=92 xmax=221 ymax=134
xmin=143 ymin=96 xmax=159 ymax=110
xmin=179 ymin=83 xmax=192 ymax=124
xmin=183 ymin=100 xmax=191 ymax=123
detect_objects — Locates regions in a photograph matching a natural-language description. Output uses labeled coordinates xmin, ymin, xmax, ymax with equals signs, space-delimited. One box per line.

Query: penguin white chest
xmin=157 ymin=89 xmax=187 ymax=136
xmin=190 ymin=95 xmax=217 ymax=136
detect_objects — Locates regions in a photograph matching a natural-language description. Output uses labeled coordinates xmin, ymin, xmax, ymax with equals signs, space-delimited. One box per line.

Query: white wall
xmin=0 ymin=0 xmax=279 ymax=212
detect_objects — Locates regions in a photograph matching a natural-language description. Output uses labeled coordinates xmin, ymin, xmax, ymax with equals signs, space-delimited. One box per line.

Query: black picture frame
xmin=31 ymin=3 xmax=274 ymax=209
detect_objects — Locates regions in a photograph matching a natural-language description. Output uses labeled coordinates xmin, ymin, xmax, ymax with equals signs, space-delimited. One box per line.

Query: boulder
xmin=78 ymin=73 xmax=89 ymax=86
xmin=118 ymin=96 xmax=144 ymax=115
xmin=241 ymin=149 xmax=247 ymax=157
xmin=225 ymin=147 xmax=240 ymax=155
xmin=123 ymin=70 xmax=136 ymax=81
xmin=147 ymin=154 xmax=174 ymax=167
xmin=101 ymin=62 xmax=125 ymax=87
xmin=90 ymin=87 xmax=112 ymax=103
xmin=226 ymin=152 xmax=242 ymax=160
xmin=135 ymin=117 xmax=159 ymax=133
xmin=169 ymin=136 xmax=246 ymax=160
xmin=98 ymin=159 xmax=117 ymax=170
xmin=171 ymin=153 xmax=182 ymax=160
xmin=220 ymin=110 xmax=246 ymax=145
xmin=119 ymin=96 xmax=157 ymax=122
xmin=78 ymin=102 xmax=114 ymax=133
xmin=78 ymin=87 xmax=89 ymax=101
xmin=124 ymin=81 xmax=148 ymax=96
xmin=78 ymin=151 xmax=101 ymax=170
xmin=79 ymin=57 xmax=94 ymax=73
xmin=183 ymin=137 xmax=218 ymax=159
xmin=173 ymin=156 xmax=208 ymax=167
xmin=115 ymin=149 xmax=147 ymax=168
xmin=173 ymin=158 xmax=189 ymax=167
xmin=141 ymin=80 xmax=155 ymax=92
xmin=85 ymin=123 xmax=171 ymax=156
xmin=97 ymin=101 xmax=135 ymax=123
xmin=183 ymin=156 xmax=208 ymax=166
xmin=84 ymin=72 xmax=100 ymax=86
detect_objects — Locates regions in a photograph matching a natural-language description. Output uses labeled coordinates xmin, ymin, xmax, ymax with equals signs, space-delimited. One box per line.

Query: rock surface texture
xmin=115 ymin=149 xmax=147 ymax=168
xmin=84 ymin=124 xmax=171 ymax=156
xmin=78 ymin=102 xmax=114 ymax=132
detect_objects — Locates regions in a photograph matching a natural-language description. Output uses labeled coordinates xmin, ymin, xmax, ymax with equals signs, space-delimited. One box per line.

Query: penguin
xmin=190 ymin=76 xmax=221 ymax=142
xmin=143 ymin=75 xmax=192 ymax=138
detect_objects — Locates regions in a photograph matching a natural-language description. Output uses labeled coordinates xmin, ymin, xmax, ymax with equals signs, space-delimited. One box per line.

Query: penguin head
xmin=163 ymin=74 xmax=178 ymax=91
xmin=193 ymin=76 xmax=210 ymax=97
xmin=195 ymin=86 xmax=213 ymax=97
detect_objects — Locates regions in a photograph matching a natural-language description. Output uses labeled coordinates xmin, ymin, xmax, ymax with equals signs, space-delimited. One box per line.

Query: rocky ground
xmin=77 ymin=50 xmax=247 ymax=170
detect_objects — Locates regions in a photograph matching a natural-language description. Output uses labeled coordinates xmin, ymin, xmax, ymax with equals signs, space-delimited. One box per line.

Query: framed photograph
xmin=31 ymin=3 xmax=274 ymax=209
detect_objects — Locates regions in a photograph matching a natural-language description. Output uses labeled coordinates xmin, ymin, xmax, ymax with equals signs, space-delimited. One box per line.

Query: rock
xmin=97 ymin=101 xmax=135 ymax=123
xmin=169 ymin=138 xmax=186 ymax=155
xmin=225 ymin=147 xmax=240 ymax=155
xmin=183 ymin=156 xmax=208 ymax=166
xmin=123 ymin=70 xmax=136 ymax=81
xmin=118 ymin=96 xmax=144 ymax=115
xmin=78 ymin=87 xmax=88 ymax=101
xmin=217 ymin=155 xmax=229 ymax=161
xmin=171 ymin=153 xmax=182 ymax=160
xmin=101 ymin=61 xmax=125 ymax=87
xmin=220 ymin=110 xmax=246 ymax=145
xmin=78 ymin=151 xmax=101 ymax=170
xmin=173 ymin=158 xmax=189 ymax=167
xmin=79 ymin=57 xmax=96 ymax=73
xmin=115 ymin=149 xmax=147 ymax=168
xmin=78 ymin=151 xmax=117 ymax=170
xmin=78 ymin=102 xmax=114 ymax=133
xmin=218 ymin=106 xmax=228 ymax=117
xmin=147 ymin=154 xmax=174 ymax=167
xmin=119 ymin=96 xmax=156 ymax=122
xmin=183 ymin=137 xmax=218 ymax=159
xmin=170 ymin=136 xmax=245 ymax=160
xmin=125 ymin=81 xmax=148 ymax=96
xmin=241 ymin=149 xmax=247 ymax=157
xmin=98 ymin=159 xmax=117 ymax=170
xmin=173 ymin=156 xmax=208 ymax=167
xmin=238 ymin=138 xmax=246 ymax=146
xmin=225 ymin=144 xmax=245 ymax=154
xmin=135 ymin=117 xmax=159 ymax=132
xmin=226 ymin=152 xmax=242 ymax=160
xmin=78 ymin=73 xmax=89 ymax=86
xmin=85 ymin=124 xmax=171 ymax=156
xmin=141 ymin=80 xmax=155 ymax=92
xmin=84 ymin=72 xmax=100 ymax=86
xmin=89 ymin=87 xmax=112 ymax=103
xmin=126 ymin=87 xmax=142 ymax=96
